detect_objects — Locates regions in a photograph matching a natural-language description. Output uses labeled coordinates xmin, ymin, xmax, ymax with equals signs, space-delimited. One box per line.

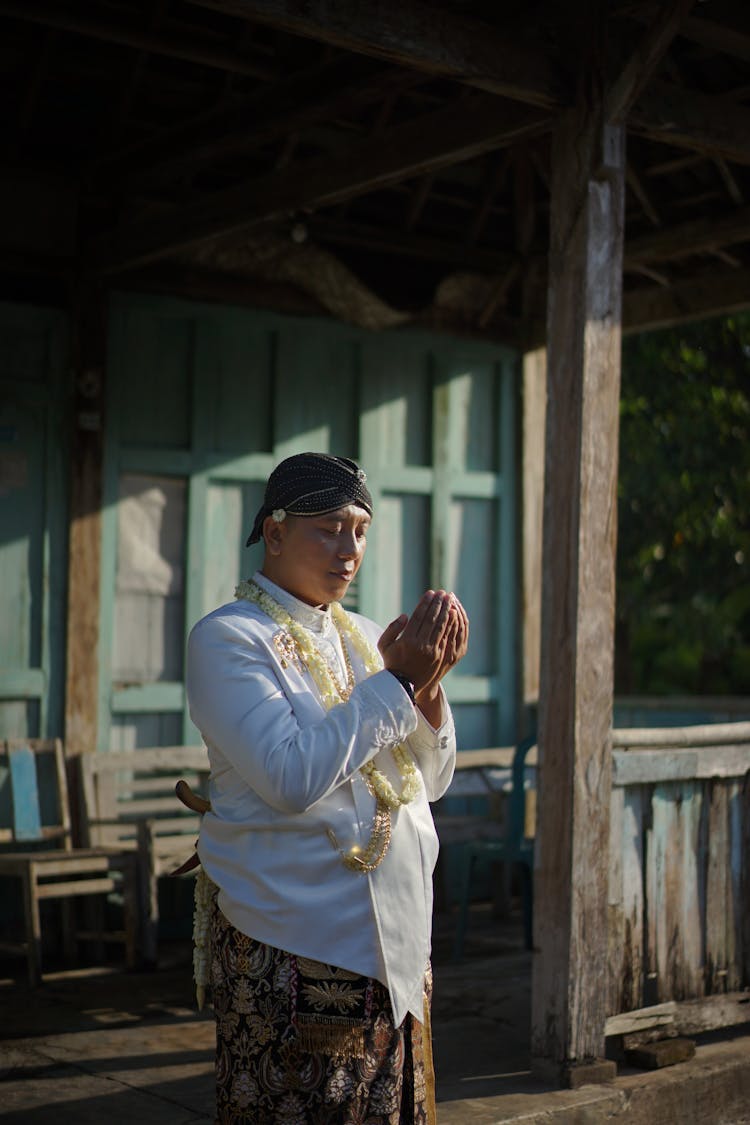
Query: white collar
xmin=252 ymin=571 xmax=334 ymax=636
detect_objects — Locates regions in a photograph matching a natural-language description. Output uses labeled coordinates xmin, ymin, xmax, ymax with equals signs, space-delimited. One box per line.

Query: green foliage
xmin=616 ymin=313 xmax=750 ymax=695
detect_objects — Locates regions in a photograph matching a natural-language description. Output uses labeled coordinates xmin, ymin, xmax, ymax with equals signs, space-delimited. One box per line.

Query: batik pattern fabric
xmin=210 ymin=902 xmax=436 ymax=1125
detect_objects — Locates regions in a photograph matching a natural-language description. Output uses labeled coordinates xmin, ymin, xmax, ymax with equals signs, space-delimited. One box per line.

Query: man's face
xmin=264 ymin=503 xmax=371 ymax=607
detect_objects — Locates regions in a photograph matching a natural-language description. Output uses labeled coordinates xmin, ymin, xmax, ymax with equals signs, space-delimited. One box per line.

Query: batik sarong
xmin=210 ymin=901 xmax=436 ymax=1124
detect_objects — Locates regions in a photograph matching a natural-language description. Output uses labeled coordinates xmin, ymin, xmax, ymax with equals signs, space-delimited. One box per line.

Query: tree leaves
xmin=616 ymin=313 xmax=750 ymax=694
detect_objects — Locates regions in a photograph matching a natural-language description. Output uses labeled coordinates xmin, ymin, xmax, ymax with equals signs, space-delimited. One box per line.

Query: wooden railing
xmin=606 ymin=721 xmax=750 ymax=1040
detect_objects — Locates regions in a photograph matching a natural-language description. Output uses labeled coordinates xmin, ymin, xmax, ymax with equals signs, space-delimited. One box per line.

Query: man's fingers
xmin=378 ymin=614 xmax=408 ymax=653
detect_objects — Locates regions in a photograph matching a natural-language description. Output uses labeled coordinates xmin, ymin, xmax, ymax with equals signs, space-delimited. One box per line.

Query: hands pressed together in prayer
xmin=378 ymin=591 xmax=469 ymax=726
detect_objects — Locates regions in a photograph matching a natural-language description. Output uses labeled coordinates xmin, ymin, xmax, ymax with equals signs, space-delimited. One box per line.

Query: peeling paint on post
xmin=531 ymin=92 xmax=626 ymax=1080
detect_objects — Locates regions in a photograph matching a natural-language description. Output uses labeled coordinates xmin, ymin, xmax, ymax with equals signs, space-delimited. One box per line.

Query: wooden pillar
xmin=64 ymin=286 xmax=107 ymax=758
xmin=530 ymin=89 xmax=626 ymax=1081
xmin=521 ymin=345 xmax=546 ymax=719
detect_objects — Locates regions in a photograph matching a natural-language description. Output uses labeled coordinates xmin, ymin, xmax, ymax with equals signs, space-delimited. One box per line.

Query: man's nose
xmin=338 ymin=533 xmax=359 ymax=557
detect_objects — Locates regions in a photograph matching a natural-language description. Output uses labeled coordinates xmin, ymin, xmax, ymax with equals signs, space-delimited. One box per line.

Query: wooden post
xmin=64 ymin=286 xmax=107 ymax=762
xmin=521 ymin=345 xmax=546 ymax=719
xmin=530 ymin=86 xmax=626 ymax=1082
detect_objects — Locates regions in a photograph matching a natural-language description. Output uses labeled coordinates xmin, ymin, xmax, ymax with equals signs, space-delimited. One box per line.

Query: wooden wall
xmin=0 ymin=303 xmax=68 ymax=740
xmin=100 ymin=293 xmax=519 ymax=752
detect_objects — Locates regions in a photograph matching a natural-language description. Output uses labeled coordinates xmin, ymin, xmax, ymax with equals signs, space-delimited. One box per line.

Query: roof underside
xmin=2 ymin=0 xmax=750 ymax=339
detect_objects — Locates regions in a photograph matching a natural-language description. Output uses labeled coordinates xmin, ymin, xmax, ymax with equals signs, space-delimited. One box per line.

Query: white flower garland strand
xmin=192 ymin=866 xmax=216 ymax=1010
xmin=235 ymin=578 xmax=420 ymax=838
xmin=190 ymin=578 xmax=423 ymax=1003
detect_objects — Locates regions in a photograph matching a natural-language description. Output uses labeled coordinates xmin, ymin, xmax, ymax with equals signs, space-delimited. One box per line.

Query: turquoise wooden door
xmin=0 ymin=304 xmax=68 ymax=738
xmin=101 ymin=294 xmax=517 ymax=751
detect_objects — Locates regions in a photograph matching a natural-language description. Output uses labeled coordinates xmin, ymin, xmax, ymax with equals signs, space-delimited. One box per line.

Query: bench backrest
xmin=78 ymin=746 xmax=210 ymax=862
xmin=0 ymin=738 xmax=70 ymax=849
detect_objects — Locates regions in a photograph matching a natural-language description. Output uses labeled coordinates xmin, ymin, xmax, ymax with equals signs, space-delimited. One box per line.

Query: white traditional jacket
xmin=186 ymin=572 xmax=456 ymax=1026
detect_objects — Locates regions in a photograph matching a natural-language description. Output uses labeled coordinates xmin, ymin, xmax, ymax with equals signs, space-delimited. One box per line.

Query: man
xmin=187 ymin=452 xmax=468 ymax=1124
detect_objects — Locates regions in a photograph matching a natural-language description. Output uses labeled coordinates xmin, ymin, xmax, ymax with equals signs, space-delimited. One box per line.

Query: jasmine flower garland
xmin=235 ymin=578 xmax=420 ymax=862
xmin=192 ymin=866 xmax=216 ymax=1011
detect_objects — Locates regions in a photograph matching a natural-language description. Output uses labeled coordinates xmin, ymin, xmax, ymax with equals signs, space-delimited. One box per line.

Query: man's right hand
xmin=377 ymin=590 xmax=454 ymax=692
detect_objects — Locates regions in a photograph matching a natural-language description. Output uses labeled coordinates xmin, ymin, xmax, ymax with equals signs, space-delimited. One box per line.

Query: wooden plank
xmin=8 ymin=746 xmax=43 ymax=842
xmin=0 ymin=0 xmax=278 ymax=80
xmin=631 ymin=82 xmax=750 ymax=166
xmin=621 ymin=787 xmax=646 ymax=1011
xmin=187 ymin=0 xmax=562 ymax=109
xmin=647 ymin=782 xmax=704 ymax=1002
xmin=606 ymin=0 xmax=695 ymax=124
xmin=613 ymin=721 xmax=750 ymax=747
xmin=741 ymin=773 xmax=750 ymax=988
xmin=308 ymin=215 xmax=515 ymax=274
xmin=608 ymin=784 xmax=626 ymax=1014
xmin=110 ymin=682 xmax=185 ymax=713
xmin=36 ymin=877 xmax=116 ymax=898
xmin=88 ymin=747 xmax=208 ymax=772
xmin=89 ymin=94 xmax=546 ymax=273
xmin=727 ymin=781 xmax=743 ymax=991
xmin=705 ymin=780 xmax=730 ymax=993
xmin=624 ymin=268 xmax=750 ymax=333
xmin=110 ymin=59 xmax=421 ymax=192
xmin=613 ymin=746 xmax=750 ymax=785
xmin=531 ymin=75 xmax=626 ymax=1073
xmin=605 ymin=1001 xmax=676 ymax=1037
xmin=521 ymin=347 xmax=546 ymax=705
xmin=670 ymin=992 xmax=750 ymax=1036
xmin=65 ymin=286 xmax=107 ymax=756
xmin=626 ymin=208 xmax=750 ymax=269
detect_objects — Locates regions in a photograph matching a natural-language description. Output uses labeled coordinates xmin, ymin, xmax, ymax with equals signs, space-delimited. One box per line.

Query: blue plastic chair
xmin=452 ymin=734 xmax=536 ymax=960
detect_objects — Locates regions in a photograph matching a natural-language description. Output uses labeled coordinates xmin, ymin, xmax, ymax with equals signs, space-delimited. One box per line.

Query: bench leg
xmin=21 ymin=866 xmax=42 ymax=987
xmin=61 ymin=897 xmax=77 ymax=962
xmin=136 ymin=821 xmax=159 ymax=965
xmin=121 ymin=855 xmax=139 ymax=969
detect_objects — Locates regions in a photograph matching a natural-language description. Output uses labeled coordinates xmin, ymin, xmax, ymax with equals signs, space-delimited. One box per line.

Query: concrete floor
xmin=1 ymin=905 xmax=749 ymax=1124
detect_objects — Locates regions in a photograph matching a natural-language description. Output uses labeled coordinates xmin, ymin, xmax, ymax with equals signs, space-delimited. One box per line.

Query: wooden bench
xmin=0 ymin=738 xmax=138 ymax=985
xmin=430 ymin=741 xmax=538 ymax=958
xmin=436 ymin=738 xmax=538 ymax=959
xmin=77 ymin=746 xmax=210 ymax=963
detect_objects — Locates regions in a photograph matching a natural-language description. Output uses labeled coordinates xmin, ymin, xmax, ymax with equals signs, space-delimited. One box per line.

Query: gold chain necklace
xmin=235 ymin=579 xmax=420 ymax=872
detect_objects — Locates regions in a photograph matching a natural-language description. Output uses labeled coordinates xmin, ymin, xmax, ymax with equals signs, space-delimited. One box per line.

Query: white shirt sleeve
xmin=404 ymin=686 xmax=456 ymax=801
xmin=187 ymin=613 xmax=419 ymax=814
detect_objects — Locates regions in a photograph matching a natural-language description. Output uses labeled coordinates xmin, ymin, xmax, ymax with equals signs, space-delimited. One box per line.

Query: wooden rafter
xmin=186 ymin=0 xmax=564 ymax=109
xmin=623 ymin=266 xmax=750 ymax=331
xmin=626 ymin=162 xmax=661 ymax=227
xmin=403 ymin=173 xmax=435 ymax=231
xmin=95 ymin=57 xmax=420 ymax=189
xmin=114 ymin=0 xmax=169 ymax=128
xmin=306 ymin=216 xmax=515 ymax=273
xmin=632 ymin=82 xmax=750 ymax=165
xmin=626 ymin=203 xmax=750 ymax=265
xmin=467 ymin=153 xmax=510 ymax=245
xmin=713 ymin=157 xmax=744 ymax=205
xmin=89 ymin=94 xmax=547 ymax=273
xmin=0 ymin=0 xmax=279 ymax=80
xmin=606 ymin=0 xmax=695 ymax=124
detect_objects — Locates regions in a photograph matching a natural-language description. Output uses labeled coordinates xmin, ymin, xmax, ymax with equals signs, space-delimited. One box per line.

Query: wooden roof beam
xmin=0 ymin=0 xmax=279 ymax=80
xmin=88 ymin=94 xmax=547 ymax=274
xmin=186 ymin=0 xmax=564 ymax=109
xmin=606 ymin=0 xmax=695 ymax=124
xmin=714 ymin=157 xmax=744 ymax=205
xmin=307 ymin=215 xmax=516 ymax=273
xmin=628 ymin=5 xmax=750 ymax=65
xmin=631 ymin=81 xmax=750 ymax=165
xmin=623 ymin=266 xmax=750 ymax=331
xmin=626 ymin=162 xmax=661 ymax=226
xmin=96 ymin=58 xmax=421 ymax=190
xmin=626 ymin=203 xmax=750 ymax=265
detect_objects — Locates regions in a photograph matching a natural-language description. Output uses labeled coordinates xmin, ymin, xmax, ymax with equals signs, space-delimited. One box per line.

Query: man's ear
xmin=263 ymin=515 xmax=286 ymax=555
